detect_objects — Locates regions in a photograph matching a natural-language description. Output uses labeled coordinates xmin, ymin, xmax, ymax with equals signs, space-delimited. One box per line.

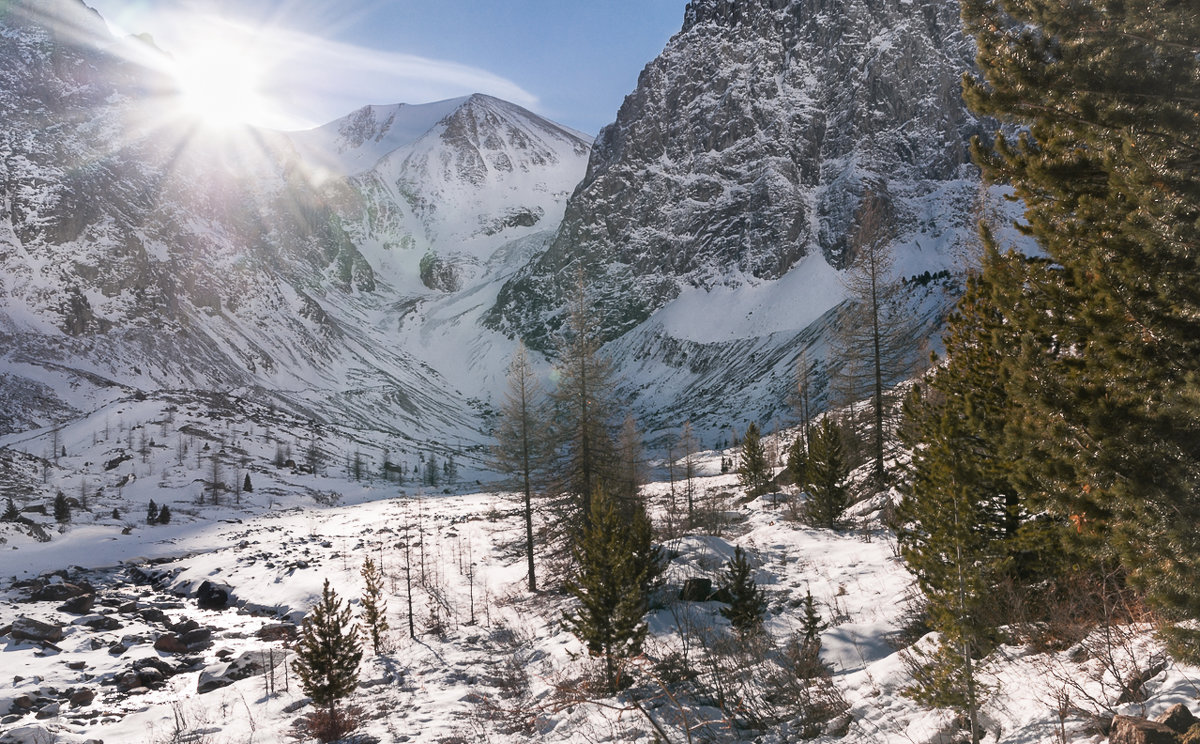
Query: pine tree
xmin=423 ymin=454 xmax=440 ymax=488
xmin=737 ymin=422 xmax=771 ymax=497
xmin=360 ymin=556 xmax=389 ymax=654
xmin=293 ymin=579 xmax=362 ymax=731
xmin=961 ymin=0 xmax=1200 ymax=659
xmin=565 ymin=488 xmax=662 ymax=694
xmin=146 ymin=499 xmax=158 ymax=525
xmin=489 ymin=342 xmax=552 ymax=592
xmin=786 ymin=435 xmax=806 ymax=487
xmin=111 ymin=507 xmax=120 ymax=521
xmin=243 ymin=473 xmax=253 ymax=493
xmin=3 ymin=497 xmax=19 ymax=522
xmin=803 ymin=419 xmax=849 ymax=529
xmin=720 ymin=546 xmax=767 ymax=633
xmin=53 ymin=492 xmax=70 ymax=523
xmin=157 ymin=504 xmax=171 ymax=524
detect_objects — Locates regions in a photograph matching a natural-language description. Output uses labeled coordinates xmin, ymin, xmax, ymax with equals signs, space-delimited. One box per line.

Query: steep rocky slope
xmin=490 ymin=0 xmax=986 ymax=349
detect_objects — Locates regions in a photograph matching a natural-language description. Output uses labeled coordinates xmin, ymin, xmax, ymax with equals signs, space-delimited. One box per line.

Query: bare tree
xmin=489 ymin=342 xmax=552 ymax=592
xmin=835 ymin=185 xmax=921 ymax=489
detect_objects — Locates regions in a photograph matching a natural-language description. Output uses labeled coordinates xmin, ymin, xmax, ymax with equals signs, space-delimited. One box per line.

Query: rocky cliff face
xmin=489 ymin=0 xmax=984 ymax=349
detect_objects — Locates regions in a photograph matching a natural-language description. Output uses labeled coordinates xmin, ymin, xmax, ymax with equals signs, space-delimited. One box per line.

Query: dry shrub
xmin=291 ymin=705 xmax=363 ymax=744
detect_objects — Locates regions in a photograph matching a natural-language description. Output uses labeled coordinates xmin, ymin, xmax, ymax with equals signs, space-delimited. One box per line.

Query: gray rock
xmin=196 ymin=650 xmax=281 ymax=694
xmin=74 ymin=614 xmax=121 ymax=631
xmin=11 ymin=617 xmax=64 ymax=644
xmin=57 ymin=593 xmax=95 ymax=615
xmin=1110 ymin=714 xmax=1180 ymax=744
xmin=1157 ymin=703 xmax=1197 ymax=734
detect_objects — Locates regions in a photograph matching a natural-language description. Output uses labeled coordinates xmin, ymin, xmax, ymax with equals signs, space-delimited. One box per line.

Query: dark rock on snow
xmin=196 ymin=580 xmax=231 ymax=610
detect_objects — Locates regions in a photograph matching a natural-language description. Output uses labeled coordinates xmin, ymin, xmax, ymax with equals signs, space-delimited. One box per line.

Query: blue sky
xmin=86 ymin=0 xmax=688 ymax=135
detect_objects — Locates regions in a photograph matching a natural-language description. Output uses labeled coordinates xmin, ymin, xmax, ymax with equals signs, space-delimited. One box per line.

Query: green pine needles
xmin=803 ymin=419 xmax=850 ymax=529
xmin=565 ymin=488 xmax=662 ymax=694
xmin=294 ymin=579 xmax=363 ymax=715
xmin=720 ymin=546 xmax=767 ymax=633
xmin=360 ymin=556 xmax=390 ymax=654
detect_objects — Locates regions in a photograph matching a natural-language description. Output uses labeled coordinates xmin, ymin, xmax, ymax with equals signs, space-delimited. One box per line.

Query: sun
xmin=171 ymin=38 xmax=271 ymax=129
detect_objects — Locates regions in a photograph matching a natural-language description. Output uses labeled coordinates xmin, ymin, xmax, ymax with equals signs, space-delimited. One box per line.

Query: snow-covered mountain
xmin=0 ymin=0 xmax=589 ymax=451
xmin=484 ymin=0 xmax=1007 ymax=433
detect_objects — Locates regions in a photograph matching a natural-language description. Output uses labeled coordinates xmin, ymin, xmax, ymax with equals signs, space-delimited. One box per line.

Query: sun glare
xmin=171 ymin=38 xmax=271 ymax=129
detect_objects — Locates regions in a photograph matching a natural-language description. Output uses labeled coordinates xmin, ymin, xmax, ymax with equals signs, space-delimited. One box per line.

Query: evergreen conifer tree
xmin=737 ymin=422 xmax=771 ymax=497
xmin=360 ymin=556 xmax=390 ymax=654
xmin=803 ymin=419 xmax=849 ymax=529
xmin=146 ymin=499 xmax=157 ymax=525
xmin=293 ymin=579 xmax=362 ymax=734
xmin=157 ymin=504 xmax=171 ymax=524
xmin=719 ymin=546 xmax=767 ymax=633
xmin=2 ymin=497 xmax=18 ymax=522
xmin=565 ymin=488 xmax=661 ymax=694
xmin=786 ymin=435 xmax=806 ymax=487
xmin=53 ymin=492 xmax=70 ymax=523
xmin=961 ymin=0 xmax=1200 ymax=659
xmin=243 ymin=473 xmax=253 ymax=493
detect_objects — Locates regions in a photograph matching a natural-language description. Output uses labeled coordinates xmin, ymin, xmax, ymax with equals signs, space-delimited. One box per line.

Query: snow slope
xmin=0 ymin=417 xmax=1192 ymax=744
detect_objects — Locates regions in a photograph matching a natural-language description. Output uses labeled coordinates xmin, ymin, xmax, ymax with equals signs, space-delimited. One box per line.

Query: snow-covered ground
xmin=0 ymin=413 xmax=1195 ymax=744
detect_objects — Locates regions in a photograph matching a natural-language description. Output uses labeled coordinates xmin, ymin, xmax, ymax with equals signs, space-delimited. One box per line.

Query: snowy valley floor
xmin=1 ymin=407 xmax=1199 ymax=743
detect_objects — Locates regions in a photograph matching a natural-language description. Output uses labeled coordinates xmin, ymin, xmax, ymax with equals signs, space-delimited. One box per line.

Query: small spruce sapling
xmin=293 ymin=579 xmax=362 ymax=742
xmin=3 ymin=497 xmax=19 ymax=522
xmin=146 ymin=499 xmax=158 ymax=525
xmin=720 ymin=546 xmax=767 ymax=632
xmin=360 ymin=556 xmax=390 ymax=654
xmin=53 ymin=492 xmax=70 ymax=523
xmin=157 ymin=504 xmax=171 ymax=524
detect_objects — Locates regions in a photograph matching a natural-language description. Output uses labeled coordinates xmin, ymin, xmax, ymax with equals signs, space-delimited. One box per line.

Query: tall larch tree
xmin=837 ymin=186 xmax=922 ymax=490
xmin=962 ymin=0 xmax=1200 ymax=659
xmin=551 ymin=277 xmax=621 ymax=535
xmin=490 ymin=342 xmax=552 ymax=592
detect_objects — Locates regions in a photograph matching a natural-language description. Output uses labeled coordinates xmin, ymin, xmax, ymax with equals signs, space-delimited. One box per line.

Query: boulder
xmin=1110 ymin=715 xmax=1181 ymax=744
xmin=57 ymin=594 xmax=95 ymax=615
xmin=153 ymin=633 xmax=188 ymax=654
xmin=67 ymin=688 xmax=95 ymax=707
xmin=256 ymin=623 xmax=298 ymax=642
xmin=170 ymin=618 xmax=200 ymax=634
xmin=196 ymin=650 xmax=277 ymax=694
xmin=138 ymin=608 xmax=170 ymax=626
xmin=11 ymin=617 xmax=65 ymax=644
xmin=115 ymin=670 xmax=142 ymax=691
xmin=679 ymin=577 xmax=713 ymax=602
xmin=33 ymin=703 xmax=60 ymax=720
xmin=1158 ymin=704 xmax=1199 ymax=734
xmin=196 ymin=581 xmax=231 ymax=610
xmin=180 ymin=627 xmax=213 ymax=649
xmin=137 ymin=667 xmax=166 ymax=688
xmin=30 ymin=582 xmax=90 ymax=602
xmin=75 ymin=615 xmax=121 ymax=631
